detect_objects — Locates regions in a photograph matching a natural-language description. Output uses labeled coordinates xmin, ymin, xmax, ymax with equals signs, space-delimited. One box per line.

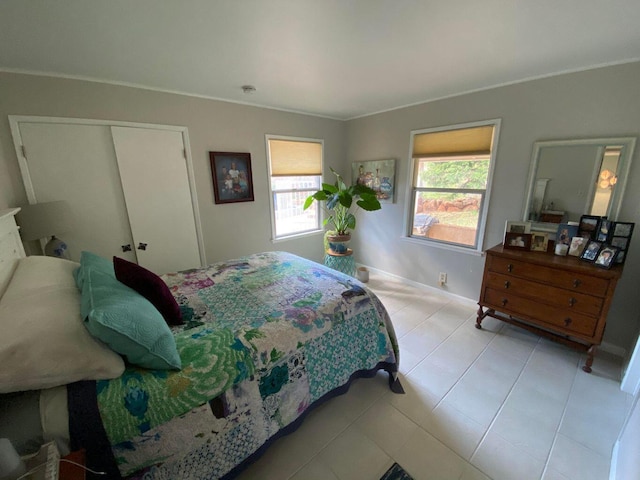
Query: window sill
xmin=400 ymin=235 xmax=485 ymax=256
xmin=272 ymin=230 xmax=324 ymax=243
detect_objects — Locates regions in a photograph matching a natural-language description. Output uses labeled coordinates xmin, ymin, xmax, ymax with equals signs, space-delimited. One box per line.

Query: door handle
xmin=121 ymin=244 xmax=132 ymax=252
xmin=137 ymin=242 xmax=148 ymax=251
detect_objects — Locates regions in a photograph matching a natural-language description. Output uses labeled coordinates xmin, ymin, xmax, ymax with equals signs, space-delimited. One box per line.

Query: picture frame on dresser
xmin=596 ymin=219 xmax=613 ymax=242
xmin=503 ymin=232 xmax=532 ymax=250
xmin=530 ymin=232 xmax=549 ymax=252
xmin=594 ymin=245 xmax=618 ymax=269
xmin=578 ymin=214 xmax=603 ymax=240
xmin=580 ymin=240 xmax=602 ymax=262
xmin=610 ymin=221 xmax=634 ymax=264
xmin=504 ymin=220 xmax=531 ymax=236
xmin=568 ymin=236 xmax=588 ymax=257
xmin=556 ymin=223 xmax=578 ymax=247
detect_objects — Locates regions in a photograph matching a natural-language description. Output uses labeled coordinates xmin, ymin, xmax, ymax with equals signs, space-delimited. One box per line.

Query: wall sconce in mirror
xmin=15 ymin=200 xmax=73 ymax=258
xmin=598 ymin=169 xmax=618 ymax=189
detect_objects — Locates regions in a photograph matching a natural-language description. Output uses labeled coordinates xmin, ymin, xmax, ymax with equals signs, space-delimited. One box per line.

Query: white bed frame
xmin=0 ymin=208 xmax=26 ymax=295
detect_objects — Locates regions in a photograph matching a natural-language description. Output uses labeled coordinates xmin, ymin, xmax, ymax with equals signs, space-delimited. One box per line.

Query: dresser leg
xmin=582 ymin=345 xmax=597 ymax=373
xmin=476 ymin=304 xmax=484 ymax=329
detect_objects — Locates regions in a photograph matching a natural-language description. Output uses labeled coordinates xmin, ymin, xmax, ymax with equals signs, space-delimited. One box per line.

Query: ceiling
xmin=1 ymin=0 xmax=640 ymax=120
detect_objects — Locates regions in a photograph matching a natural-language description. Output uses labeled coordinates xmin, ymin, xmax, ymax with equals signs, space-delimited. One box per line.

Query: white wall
xmin=345 ymin=62 xmax=640 ymax=353
xmin=0 ymin=72 xmax=345 ymax=265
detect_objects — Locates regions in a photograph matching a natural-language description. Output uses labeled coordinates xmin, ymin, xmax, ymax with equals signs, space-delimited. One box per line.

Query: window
xmin=407 ymin=120 xmax=500 ymax=251
xmin=266 ymin=136 xmax=323 ymax=239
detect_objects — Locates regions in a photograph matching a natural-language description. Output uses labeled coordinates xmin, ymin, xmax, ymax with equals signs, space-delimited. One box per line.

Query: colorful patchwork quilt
xmin=71 ymin=252 xmax=400 ymax=479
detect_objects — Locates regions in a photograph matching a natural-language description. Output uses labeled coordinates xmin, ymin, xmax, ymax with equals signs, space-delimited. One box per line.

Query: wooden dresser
xmin=477 ymin=244 xmax=623 ymax=372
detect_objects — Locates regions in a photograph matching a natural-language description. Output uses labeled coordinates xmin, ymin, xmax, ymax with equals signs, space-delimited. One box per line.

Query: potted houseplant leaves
xmin=303 ymin=167 xmax=381 ymax=254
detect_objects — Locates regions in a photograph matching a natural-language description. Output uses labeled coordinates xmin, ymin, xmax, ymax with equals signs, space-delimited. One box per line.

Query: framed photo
xmin=610 ymin=221 xmax=634 ymax=264
xmin=613 ymin=221 xmax=634 ymax=238
xmin=352 ymin=159 xmax=396 ymax=203
xmin=504 ymin=232 xmax=532 ymax=250
xmin=504 ymin=220 xmax=531 ymax=238
xmin=596 ymin=219 xmax=613 ymax=242
xmin=594 ymin=245 xmax=619 ymax=269
xmin=556 ymin=223 xmax=578 ymax=246
xmin=530 ymin=232 xmax=549 ymax=252
xmin=611 ymin=236 xmax=628 ymax=250
xmin=580 ymin=240 xmax=602 ymax=262
xmin=578 ymin=215 xmax=602 ymax=240
xmin=568 ymin=236 xmax=588 ymax=257
xmin=209 ymin=152 xmax=255 ymax=204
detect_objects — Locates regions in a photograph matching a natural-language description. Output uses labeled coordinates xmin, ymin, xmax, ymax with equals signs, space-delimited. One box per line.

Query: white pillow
xmin=0 ymin=256 xmax=125 ymax=393
xmin=1 ymin=256 xmax=79 ymax=302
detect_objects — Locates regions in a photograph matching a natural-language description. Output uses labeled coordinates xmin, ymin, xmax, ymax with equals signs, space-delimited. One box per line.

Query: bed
xmin=0 ymin=208 xmax=402 ymax=479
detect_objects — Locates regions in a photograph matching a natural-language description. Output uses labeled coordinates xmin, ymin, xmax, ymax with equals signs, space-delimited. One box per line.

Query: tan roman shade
xmin=269 ymin=139 xmax=322 ymax=176
xmin=413 ymin=125 xmax=494 ymax=157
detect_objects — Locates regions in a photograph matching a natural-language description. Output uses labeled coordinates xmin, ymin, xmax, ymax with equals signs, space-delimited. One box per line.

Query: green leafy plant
xmin=303 ymin=167 xmax=381 ymax=235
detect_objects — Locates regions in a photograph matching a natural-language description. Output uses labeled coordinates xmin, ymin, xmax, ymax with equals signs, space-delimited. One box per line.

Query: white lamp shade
xmin=15 ymin=201 xmax=73 ymax=242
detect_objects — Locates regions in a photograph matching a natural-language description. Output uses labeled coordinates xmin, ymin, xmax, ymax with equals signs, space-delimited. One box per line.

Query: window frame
xmin=403 ymin=119 xmax=501 ymax=254
xmin=266 ymin=134 xmax=324 ymax=241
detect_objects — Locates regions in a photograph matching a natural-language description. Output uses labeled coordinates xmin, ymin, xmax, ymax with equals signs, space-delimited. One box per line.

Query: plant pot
xmin=326 ymin=233 xmax=351 ymax=254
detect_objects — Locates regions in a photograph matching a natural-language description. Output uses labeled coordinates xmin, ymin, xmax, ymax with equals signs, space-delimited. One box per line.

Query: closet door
xmin=18 ymin=122 xmax=137 ymax=263
xmin=111 ymin=127 xmax=201 ymax=274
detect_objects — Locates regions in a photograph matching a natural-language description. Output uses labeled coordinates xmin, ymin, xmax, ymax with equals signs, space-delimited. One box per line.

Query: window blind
xmin=269 ymin=139 xmax=322 ymax=176
xmin=413 ymin=125 xmax=494 ymax=158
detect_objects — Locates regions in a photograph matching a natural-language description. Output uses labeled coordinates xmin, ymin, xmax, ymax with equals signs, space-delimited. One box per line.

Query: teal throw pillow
xmin=81 ymin=268 xmax=181 ymax=371
xmin=74 ymin=251 xmax=115 ymax=289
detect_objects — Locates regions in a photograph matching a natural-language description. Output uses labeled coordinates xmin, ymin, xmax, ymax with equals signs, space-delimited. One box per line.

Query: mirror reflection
xmin=523 ymin=138 xmax=636 ymax=232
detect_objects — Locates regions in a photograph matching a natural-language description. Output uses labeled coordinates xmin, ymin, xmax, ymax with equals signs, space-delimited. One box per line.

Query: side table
xmin=59 ymin=449 xmax=86 ymax=480
xmin=324 ymin=249 xmax=356 ymax=277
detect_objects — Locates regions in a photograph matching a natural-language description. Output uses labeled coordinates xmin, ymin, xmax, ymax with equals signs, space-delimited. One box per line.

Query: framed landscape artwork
xmin=352 ymin=159 xmax=396 ymax=203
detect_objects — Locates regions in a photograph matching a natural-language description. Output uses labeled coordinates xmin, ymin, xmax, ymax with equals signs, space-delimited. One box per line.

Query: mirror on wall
xmin=523 ymin=137 xmax=636 ymax=232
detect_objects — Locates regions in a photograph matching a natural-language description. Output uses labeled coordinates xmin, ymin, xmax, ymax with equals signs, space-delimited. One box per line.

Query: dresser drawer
xmin=487 ymin=256 xmax=609 ymax=297
xmin=485 ymin=272 xmax=603 ymax=317
xmin=483 ymin=287 xmax=597 ymax=338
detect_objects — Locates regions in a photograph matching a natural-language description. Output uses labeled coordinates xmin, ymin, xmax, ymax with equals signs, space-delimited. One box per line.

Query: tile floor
xmin=236 ymin=273 xmax=633 ymax=480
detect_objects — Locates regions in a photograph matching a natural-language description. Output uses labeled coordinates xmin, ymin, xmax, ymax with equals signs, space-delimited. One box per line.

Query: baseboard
xmin=359 ymin=263 xmax=627 ymax=359
xmin=600 ymin=341 xmax=626 ymax=359
xmin=357 ymin=263 xmax=477 ymax=307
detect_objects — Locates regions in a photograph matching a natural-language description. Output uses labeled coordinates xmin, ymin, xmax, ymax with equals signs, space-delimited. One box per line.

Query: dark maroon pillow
xmin=113 ymin=257 xmax=184 ymax=326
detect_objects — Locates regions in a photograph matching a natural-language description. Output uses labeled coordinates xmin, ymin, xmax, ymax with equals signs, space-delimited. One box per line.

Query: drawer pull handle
xmin=507 ymin=264 xmax=513 ymax=272
xmin=573 ymin=279 xmax=582 ymax=288
xmin=564 ymin=318 xmax=572 ymax=326
xmin=501 ymin=298 xmax=508 ymax=306
xmin=568 ymin=297 xmax=576 ymax=307
xmin=504 ymin=280 xmax=510 ymax=289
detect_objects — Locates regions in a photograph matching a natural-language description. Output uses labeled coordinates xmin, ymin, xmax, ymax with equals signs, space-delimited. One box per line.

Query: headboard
xmin=0 ymin=208 xmax=26 ymax=295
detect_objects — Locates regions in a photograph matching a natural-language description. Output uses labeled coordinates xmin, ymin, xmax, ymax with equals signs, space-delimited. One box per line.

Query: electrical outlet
xmin=439 ymin=272 xmax=447 ymax=285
